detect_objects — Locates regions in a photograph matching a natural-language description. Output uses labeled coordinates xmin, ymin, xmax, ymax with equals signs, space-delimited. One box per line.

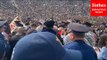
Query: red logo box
xmin=90 ymin=0 xmax=107 ymax=16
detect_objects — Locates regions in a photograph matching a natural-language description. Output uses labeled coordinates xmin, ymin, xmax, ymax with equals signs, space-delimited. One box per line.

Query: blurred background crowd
xmin=0 ymin=0 xmax=107 ymax=22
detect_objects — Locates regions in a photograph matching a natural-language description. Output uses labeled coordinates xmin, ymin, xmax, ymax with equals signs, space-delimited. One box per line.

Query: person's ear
xmin=69 ymin=33 xmax=75 ymax=40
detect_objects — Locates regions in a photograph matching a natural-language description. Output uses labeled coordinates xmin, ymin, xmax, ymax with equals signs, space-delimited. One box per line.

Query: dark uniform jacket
xmin=64 ymin=40 xmax=98 ymax=60
xmin=0 ymin=33 xmax=5 ymax=59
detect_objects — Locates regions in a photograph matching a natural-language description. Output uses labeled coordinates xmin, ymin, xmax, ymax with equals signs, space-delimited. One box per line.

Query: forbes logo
xmin=90 ymin=0 xmax=107 ymax=16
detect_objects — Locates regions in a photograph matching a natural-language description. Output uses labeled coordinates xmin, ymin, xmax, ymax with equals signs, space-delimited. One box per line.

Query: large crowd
xmin=0 ymin=17 xmax=107 ymax=60
xmin=0 ymin=0 xmax=90 ymax=20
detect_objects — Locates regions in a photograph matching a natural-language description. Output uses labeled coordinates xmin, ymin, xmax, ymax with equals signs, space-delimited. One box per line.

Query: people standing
xmin=64 ymin=23 xmax=98 ymax=60
xmin=11 ymin=32 xmax=82 ymax=60
xmin=98 ymin=34 xmax=107 ymax=60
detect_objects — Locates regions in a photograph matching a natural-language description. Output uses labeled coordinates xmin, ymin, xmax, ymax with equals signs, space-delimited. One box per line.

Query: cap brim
xmin=68 ymin=23 xmax=90 ymax=33
xmin=61 ymin=49 xmax=82 ymax=60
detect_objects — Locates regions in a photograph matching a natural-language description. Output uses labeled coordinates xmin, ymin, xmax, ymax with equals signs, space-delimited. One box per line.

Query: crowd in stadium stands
xmin=0 ymin=17 xmax=107 ymax=60
xmin=0 ymin=0 xmax=91 ymax=20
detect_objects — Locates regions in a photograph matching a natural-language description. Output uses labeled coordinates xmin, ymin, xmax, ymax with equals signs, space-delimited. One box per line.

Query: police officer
xmin=64 ymin=23 xmax=98 ymax=60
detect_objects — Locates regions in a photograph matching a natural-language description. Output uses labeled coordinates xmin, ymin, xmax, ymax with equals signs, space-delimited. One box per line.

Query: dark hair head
xmin=98 ymin=34 xmax=107 ymax=48
xmin=25 ymin=22 xmax=30 ymax=25
xmin=83 ymin=22 xmax=92 ymax=27
xmin=15 ymin=21 xmax=23 ymax=27
xmin=31 ymin=23 xmax=38 ymax=27
xmin=44 ymin=20 xmax=55 ymax=28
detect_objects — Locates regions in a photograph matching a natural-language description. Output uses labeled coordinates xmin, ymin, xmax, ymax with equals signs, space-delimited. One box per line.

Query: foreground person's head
xmin=11 ymin=32 xmax=82 ymax=60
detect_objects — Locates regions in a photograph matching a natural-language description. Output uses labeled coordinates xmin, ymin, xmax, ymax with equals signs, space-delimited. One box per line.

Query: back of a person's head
xmin=44 ymin=20 xmax=55 ymax=28
xmin=98 ymin=34 xmax=107 ymax=48
xmin=83 ymin=22 xmax=92 ymax=27
xmin=15 ymin=21 xmax=23 ymax=27
xmin=25 ymin=22 xmax=30 ymax=26
xmin=16 ymin=27 xmax=25 ymax=34
xmin=31 ymin=23 xmax=37 ymax=27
